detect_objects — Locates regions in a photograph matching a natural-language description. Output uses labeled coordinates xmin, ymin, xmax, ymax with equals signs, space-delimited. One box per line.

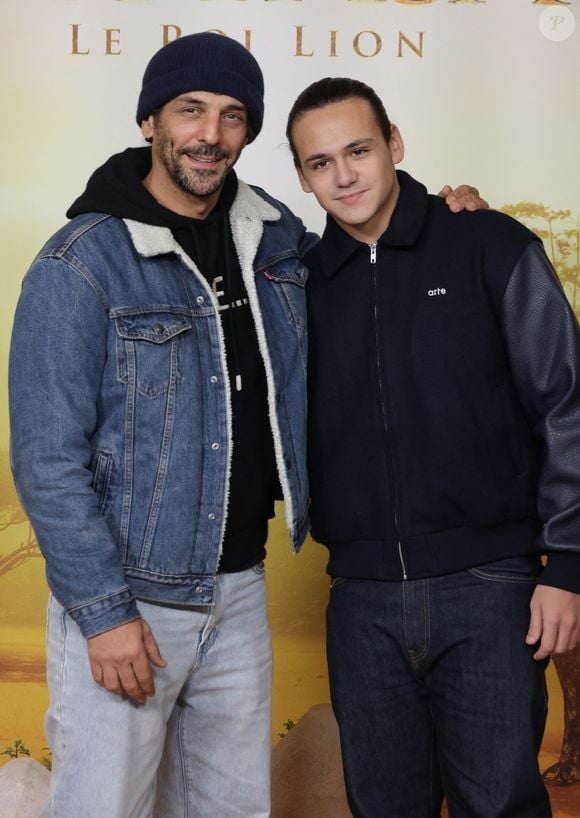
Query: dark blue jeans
xmin=326 ymin=556 xmax=551 ymax=818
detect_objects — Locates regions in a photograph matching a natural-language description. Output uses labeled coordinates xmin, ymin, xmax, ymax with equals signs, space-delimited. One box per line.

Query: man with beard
xmin=9 ymin=35 xmax=484 ymax=818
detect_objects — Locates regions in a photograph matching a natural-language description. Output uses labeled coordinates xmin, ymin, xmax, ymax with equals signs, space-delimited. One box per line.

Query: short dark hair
xmin=286 ymin=77 xmax=392 ymax=166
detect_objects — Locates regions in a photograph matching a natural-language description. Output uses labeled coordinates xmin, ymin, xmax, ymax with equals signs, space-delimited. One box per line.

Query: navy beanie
xmin=136 ymin=33 xmax=265 ymax=142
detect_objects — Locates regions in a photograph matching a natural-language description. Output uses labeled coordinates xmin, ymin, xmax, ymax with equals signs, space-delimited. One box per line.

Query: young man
xmin=9 ymin=33 xmax=482 ymax=816
xmin=286 ymin=77 xmax=580 ymax=818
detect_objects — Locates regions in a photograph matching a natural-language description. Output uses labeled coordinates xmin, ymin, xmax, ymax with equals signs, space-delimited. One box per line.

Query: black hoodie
xmin=68 ymin=147 xmax=277 ymax=571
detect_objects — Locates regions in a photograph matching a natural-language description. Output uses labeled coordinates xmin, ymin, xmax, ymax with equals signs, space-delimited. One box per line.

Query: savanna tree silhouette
xmin=502 ymin=203 xmax=580 ymax=314
xmin=0 ymin=450 xmax=40 ymax=578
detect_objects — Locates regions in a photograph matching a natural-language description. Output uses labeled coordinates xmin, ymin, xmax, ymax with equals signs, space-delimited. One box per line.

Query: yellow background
xmin=1 ymin=1 xmax=579 ymax=812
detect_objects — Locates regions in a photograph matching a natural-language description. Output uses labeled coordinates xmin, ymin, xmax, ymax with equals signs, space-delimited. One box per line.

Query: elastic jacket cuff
xmin=539 ymin=552 xmax=580 ymax=595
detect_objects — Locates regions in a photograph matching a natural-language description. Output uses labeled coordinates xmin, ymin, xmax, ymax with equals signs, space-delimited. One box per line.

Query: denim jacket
xmin=9 ymin=181 xmax=317 ymax=637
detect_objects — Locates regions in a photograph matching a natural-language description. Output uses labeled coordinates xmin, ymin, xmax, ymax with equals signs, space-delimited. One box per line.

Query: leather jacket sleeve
xmin=501 ymin=241 xmax=580 ymax=593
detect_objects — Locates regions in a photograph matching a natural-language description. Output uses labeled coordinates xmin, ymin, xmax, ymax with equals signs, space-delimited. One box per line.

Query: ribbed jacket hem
xmin=324 ymin=518 xmax=543 ymax=581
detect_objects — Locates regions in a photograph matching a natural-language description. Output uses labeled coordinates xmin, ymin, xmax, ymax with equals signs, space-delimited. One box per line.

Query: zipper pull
xmin=398 ymin=541 xmax=408 ymax=581
xmin=235 ymin=374 xmax=242 ymax=392
xmin=370 ymin=242 xmax=377 ymax=264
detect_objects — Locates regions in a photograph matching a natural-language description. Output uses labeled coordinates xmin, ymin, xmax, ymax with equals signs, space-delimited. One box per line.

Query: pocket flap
xmin=115 ymin=313 xmax=192 ymax=344
xmin=261 ymin=258 xmax=308 ymax=286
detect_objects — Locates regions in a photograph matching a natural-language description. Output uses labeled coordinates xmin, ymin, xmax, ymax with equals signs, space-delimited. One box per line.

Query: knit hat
xmin=136 ymin=33 xmax=264 ymax=142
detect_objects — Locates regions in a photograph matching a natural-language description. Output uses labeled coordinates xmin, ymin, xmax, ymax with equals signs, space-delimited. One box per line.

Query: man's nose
xmin=197 ymin=113 xmax=221 ymax=144
xmin=334 ymin=159 xmax=357 ymax=188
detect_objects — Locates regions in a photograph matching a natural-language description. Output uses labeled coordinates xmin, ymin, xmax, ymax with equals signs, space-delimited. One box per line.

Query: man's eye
xmin=352 ymin=148 xmax=367 ymax=157
xmin=312 ymin=161 xmax=328 ymax=171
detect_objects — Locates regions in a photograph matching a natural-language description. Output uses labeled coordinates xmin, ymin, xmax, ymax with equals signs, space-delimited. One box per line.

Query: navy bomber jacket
xmin=305 ymin=171 xmax=580 ymax=594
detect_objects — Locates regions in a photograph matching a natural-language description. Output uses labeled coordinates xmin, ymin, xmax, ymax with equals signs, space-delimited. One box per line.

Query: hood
xmin=66 ymin=146 xmax=238 ymax=229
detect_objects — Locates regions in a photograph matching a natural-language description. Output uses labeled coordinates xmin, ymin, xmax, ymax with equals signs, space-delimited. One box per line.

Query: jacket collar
xmin=317 ymin=170 xmax=429 ymax=278
xmin=124 ymin=180 xmax=281 ymax=258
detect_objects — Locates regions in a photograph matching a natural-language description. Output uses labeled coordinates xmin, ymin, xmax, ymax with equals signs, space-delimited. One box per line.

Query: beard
xmin=158 ymin=139 xmax=233 ymax=199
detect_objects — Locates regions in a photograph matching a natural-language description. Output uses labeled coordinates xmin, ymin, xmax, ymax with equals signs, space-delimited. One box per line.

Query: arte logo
xmin=428 ymin=288 xmax=447 ymax=297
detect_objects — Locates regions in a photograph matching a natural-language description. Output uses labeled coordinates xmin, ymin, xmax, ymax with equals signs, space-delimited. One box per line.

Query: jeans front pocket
xmin=330 ymin=576 xmax=347 ymax=589
xmin=469 ymin=554 xmax=542 ymax=584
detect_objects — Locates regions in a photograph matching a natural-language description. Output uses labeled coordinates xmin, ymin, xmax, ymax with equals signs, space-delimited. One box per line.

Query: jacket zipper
xmin=370 ymin=242 xmax=408 ymax=581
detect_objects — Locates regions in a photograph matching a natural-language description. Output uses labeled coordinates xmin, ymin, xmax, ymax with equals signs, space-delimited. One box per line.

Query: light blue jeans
xmin=42 ymin=565 xmax=273 ymax=818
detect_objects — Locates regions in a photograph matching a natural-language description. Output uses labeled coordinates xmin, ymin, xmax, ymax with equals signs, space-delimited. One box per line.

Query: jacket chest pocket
xmin=259 ymin=256 xmax=308 ymax=333
xmin=114 ymin=311 xmax=193 ymax=398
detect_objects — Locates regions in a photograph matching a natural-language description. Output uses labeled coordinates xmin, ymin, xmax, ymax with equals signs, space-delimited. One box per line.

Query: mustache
xmin=178 ymin=145 xmax=231 ymax=162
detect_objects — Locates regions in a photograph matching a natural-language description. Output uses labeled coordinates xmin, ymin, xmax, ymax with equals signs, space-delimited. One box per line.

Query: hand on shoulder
xmin=438 ymin=184 xmax=489 ymax=213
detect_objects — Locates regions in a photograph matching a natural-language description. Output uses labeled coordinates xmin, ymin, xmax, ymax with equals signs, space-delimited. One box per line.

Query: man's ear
xmin=389 ymin=124 xmax=405 ymax=165
xmin=141 ymin=116 xmax=155 ymax=143
xmin=296 ymin=164 xmax=313 ymax=194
